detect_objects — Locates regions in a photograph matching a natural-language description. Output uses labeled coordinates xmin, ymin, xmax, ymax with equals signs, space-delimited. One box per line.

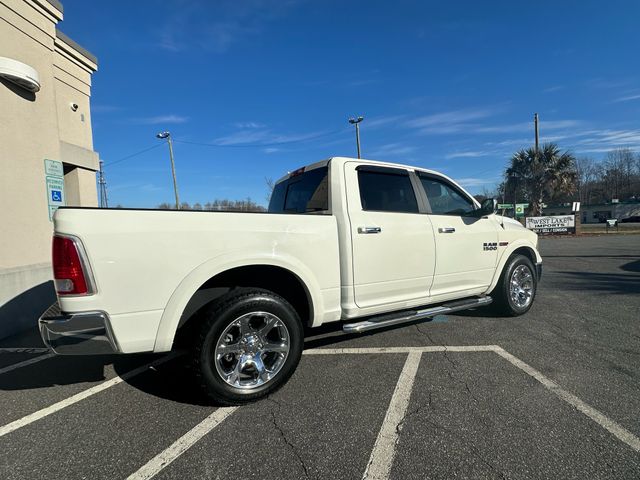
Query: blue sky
xmin=59 ymin=0 xmax=640 ymax=207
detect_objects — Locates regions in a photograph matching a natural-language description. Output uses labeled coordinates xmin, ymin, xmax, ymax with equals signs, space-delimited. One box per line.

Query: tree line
xmin=157 ymin=198 xmax=267 ymax=212
xmin=482 ymin=145 xmax=640 ymax=216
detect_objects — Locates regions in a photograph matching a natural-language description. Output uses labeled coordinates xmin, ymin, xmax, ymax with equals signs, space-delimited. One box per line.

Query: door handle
xmin=438 ymin=227 xmax=456 ymax=233
xmin=358 ymin=226 xmax=382 ymax=234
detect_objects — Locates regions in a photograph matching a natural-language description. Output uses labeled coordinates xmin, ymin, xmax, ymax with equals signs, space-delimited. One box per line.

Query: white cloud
xmin=233 ymin=121 xmax=266 ymax=129
xmin=132 ymin=115 xmax=189 ymax=125
xmin=407 ymin=108 xmax=495 ymax=134
xmin=213 ymin=127 xmax=328 ymax=146
xmin=543 ymin=85 xmax=564 ymax=93
xmin=445 ymin=151 xmax=492 ymax=159
xmin=613 ymin=93 xmax=640 ymax=103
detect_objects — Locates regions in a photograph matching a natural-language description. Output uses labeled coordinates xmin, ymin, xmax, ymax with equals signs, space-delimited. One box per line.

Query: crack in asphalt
xmin=423 ymin=417 xmax=509 ymax=480
xmin=414 ymin=323 xmax=438 ymax=345
xmin=268 ymin=398 xmax=312 ymax=479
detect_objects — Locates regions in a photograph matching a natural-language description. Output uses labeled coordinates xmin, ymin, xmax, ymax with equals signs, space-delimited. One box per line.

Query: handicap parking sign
xmin=51 ymin=190 xmax=62 ymax=202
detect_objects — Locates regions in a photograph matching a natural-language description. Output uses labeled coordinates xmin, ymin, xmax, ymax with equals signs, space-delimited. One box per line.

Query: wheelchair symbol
xmin=51 ymin=190 xmax=62 ymax=202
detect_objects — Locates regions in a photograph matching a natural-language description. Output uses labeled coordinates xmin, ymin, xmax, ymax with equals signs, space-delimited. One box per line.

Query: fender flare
xmin=486 ymin=240 xmax=541 ymax=294
xmin=152 ymin=251 xmax=323 ymax=352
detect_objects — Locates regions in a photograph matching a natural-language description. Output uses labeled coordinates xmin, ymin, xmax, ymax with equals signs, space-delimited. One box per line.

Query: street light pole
xmin=156 ymin=131 xmax=180 ymax=209
xmin=348 ymin=116 xmax=364 ymax=159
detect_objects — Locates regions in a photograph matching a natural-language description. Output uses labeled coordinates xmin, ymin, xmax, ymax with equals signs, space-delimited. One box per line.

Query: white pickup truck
xmin=40 ymin=157 xmax=541 ymax=404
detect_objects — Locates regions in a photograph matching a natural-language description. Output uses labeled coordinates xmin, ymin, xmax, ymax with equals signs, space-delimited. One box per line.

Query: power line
xmin=103 ymin=142 xmax=166 ymax=167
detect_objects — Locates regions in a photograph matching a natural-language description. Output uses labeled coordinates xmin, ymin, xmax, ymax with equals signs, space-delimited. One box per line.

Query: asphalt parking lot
xmin=0 ymin=235 xmax=639 ymax=479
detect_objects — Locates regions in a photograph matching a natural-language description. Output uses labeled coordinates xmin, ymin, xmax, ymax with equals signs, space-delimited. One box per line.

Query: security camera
xmin=70 ymin=102 xmax=79 ymax=112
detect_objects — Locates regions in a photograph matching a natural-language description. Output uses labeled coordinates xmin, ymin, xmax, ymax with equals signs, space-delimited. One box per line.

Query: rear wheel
xmin=192 ymin=288 xmax=303 ymax=405
xmin=492 ymin=254 xmax=537 ymax=316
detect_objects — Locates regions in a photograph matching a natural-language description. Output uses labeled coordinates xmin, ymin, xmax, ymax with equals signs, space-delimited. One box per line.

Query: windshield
xmin=268 ymin=166 xmax=329 ymax=214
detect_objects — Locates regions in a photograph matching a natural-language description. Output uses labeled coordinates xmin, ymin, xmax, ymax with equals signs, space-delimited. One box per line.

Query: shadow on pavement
xmin=559 ymin=270 xmax=640 ymax=294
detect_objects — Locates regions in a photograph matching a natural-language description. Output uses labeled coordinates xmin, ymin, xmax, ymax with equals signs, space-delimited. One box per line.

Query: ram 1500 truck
xmin=40 ymin=157 xmax=541 ymax=404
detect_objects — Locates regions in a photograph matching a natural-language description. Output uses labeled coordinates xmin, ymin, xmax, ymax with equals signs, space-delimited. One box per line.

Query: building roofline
xmin=55 ymin=30 xmax=97 ymax=66
xmin=44 ymin=0 xmax=63 ymax=13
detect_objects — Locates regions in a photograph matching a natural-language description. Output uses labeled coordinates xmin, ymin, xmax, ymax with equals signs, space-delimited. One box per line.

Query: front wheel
xmin=192 ymin=288 xmax=303 ymax=405
xmin=491 ymin=254 xmax=537 ymax=316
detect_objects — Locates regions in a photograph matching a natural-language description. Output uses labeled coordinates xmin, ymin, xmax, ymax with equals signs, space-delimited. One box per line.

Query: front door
xmin=417 ymin=173 xmax=499 ymax=297
xmin=345 ymin=163 xmax=436 ymax=309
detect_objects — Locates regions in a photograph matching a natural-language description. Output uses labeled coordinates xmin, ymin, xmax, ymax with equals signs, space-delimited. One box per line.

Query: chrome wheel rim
xmin=510 ymin=264 xmax=534 ymax=308
xmin=214 ymin=312 xmax=290 ymax=390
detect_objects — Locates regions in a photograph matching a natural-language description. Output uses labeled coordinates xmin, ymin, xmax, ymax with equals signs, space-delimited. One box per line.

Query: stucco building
xmin=0 ymin=0 xmax=98 ymax=338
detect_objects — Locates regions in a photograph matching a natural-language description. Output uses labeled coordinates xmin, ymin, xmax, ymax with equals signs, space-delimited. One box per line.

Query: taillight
xmin=52 ymin=235 xmax=92 ymax=295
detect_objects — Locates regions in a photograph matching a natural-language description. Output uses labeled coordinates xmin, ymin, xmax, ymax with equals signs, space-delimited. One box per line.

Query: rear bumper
xmin=39 ymin=303 xmax=119 ymax=355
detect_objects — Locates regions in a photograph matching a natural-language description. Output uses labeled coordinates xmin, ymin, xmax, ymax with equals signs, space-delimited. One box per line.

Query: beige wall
xmin=0 ymin=0 xmax=98 ymax=337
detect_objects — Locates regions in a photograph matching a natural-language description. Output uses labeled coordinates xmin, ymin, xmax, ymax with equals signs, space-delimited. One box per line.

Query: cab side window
xmin=420 ymin=175 xmax=475 ymax=216
xmin=358 ymin=168 xmax=419 ymax=213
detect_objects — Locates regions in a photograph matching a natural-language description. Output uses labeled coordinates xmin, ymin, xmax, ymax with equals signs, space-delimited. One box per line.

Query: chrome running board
xmin=342 ymin=296 xmax=493 ymax=334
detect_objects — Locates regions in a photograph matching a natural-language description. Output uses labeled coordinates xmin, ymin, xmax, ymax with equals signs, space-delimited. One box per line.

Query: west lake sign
xmin=525 ymin=215 xmax=575 ymax=235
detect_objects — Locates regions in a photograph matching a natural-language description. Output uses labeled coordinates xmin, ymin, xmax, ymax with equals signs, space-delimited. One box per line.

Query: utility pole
xmin=156 ymin=131 xmax=180 ymax=209
xmin=534 ymin=112 xmax=539 ymax=153
xmin=349 ymin=116 xmax=364 ymax=158
xmin=98 ymin=160 xmax=108 ymax=208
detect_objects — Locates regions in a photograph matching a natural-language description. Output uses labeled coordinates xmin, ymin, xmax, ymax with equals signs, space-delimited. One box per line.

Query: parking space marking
xmin=494 ymin=346 xmax=640 ymax=453
xmin=303 ymin=345 xmax=499 ymax=355
xmin=363 ymin=352 xmax=422 ymax=480
xmin=307 ymin=345 xmax=640 ymax=455
xmin=0 ymin=353 xmax=178 ymax=438
xmin=126 ymin=406 xmax=238 ymax=480
xmin=0 ymin=353 xmax=55 ymax=376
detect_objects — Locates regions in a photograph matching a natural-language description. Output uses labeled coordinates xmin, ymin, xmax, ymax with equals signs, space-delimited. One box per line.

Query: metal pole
xmin=167 ymin=136 xmax=180 ymax=209
xmin=534 ymin=113 xmax=539 ymax=152
xmin=98 ymin=160 xmax=108 ymax=208
xmin=355 ymin=122 xmax=361 ymax=159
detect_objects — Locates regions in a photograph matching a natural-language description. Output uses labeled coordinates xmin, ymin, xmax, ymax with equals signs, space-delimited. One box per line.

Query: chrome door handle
xmin=438 ymin=227 xmax=456 ymax=233
xmin=358 ymin=226 xmax=382 ymax=234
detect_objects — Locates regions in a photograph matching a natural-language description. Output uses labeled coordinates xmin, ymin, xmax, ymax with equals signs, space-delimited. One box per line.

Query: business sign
xmin=525 ymin=215 xmax=575 ymax=235
xmin=498 ymin=203 xmax=529 ymax=217
xmin=44 ymin=159 xmax=65 ymax=221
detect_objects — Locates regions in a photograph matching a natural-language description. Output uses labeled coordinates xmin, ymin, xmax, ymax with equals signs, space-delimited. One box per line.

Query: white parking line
xmin=0 ymin=353 xmax=178 ymax=438
xmin=0 ymin=353 xmax=56 ymax=376
xmin=303 ymin=345 xmax=499 ymax=355
xmin=362 ymin=352 xmax=422 ymax=480
xmin=494 ymin=347 xmax=640 ymax=453
xmin=126 ymin=407 xmax=238 ymax=480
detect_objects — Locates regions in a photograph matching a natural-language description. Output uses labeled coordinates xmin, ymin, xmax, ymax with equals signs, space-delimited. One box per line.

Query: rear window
xmin=268 ymin=166 xmax=329 ymax=214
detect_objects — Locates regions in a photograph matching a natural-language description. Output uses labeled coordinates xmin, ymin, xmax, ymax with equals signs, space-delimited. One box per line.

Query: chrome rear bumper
xmin=39 ymin=303 xmax=119 ymax=355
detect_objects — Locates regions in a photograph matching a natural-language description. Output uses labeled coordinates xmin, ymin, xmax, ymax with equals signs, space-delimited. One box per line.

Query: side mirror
xmin=479 ymin=198 xmax=498 ymax=216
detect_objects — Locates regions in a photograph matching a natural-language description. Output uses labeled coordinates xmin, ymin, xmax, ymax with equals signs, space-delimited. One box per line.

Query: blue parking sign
xmin=51 ymin=190 xmax=62 ymax=202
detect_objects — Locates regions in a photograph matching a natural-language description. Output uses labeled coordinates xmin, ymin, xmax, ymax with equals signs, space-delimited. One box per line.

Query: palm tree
xmin=505 ymin=143 xmax=577 ymax=216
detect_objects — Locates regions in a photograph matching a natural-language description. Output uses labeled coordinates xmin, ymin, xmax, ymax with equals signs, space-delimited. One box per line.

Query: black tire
xmin=491 ymin=254 xmax=537 ymax=316
xmin=192 ymin=287 xmax=303 ymax=405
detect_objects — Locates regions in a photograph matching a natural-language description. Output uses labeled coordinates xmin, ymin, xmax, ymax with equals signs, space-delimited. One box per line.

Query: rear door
xmin=345 ymin=163 xmax=436 ymax=309
xmin=416 ymin=172 xmax=499 ymax=297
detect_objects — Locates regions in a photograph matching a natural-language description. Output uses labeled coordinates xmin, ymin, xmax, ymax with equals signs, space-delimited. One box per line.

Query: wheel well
xmin=512 ymin=246 xmax=537 ymax=265
xmin=173 ymin=265 xmax=312 ymax=348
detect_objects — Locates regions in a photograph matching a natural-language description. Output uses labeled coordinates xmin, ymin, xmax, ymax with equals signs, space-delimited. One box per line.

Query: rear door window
xmin=357 ymin=167 xmax=419 ymax=213
xmin=268 ymin=167 xmax=329 ymax=213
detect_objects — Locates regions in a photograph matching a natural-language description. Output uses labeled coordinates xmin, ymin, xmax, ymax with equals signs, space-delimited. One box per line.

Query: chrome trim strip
xmin=342 ymin=297 xmax=493 ymax=334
